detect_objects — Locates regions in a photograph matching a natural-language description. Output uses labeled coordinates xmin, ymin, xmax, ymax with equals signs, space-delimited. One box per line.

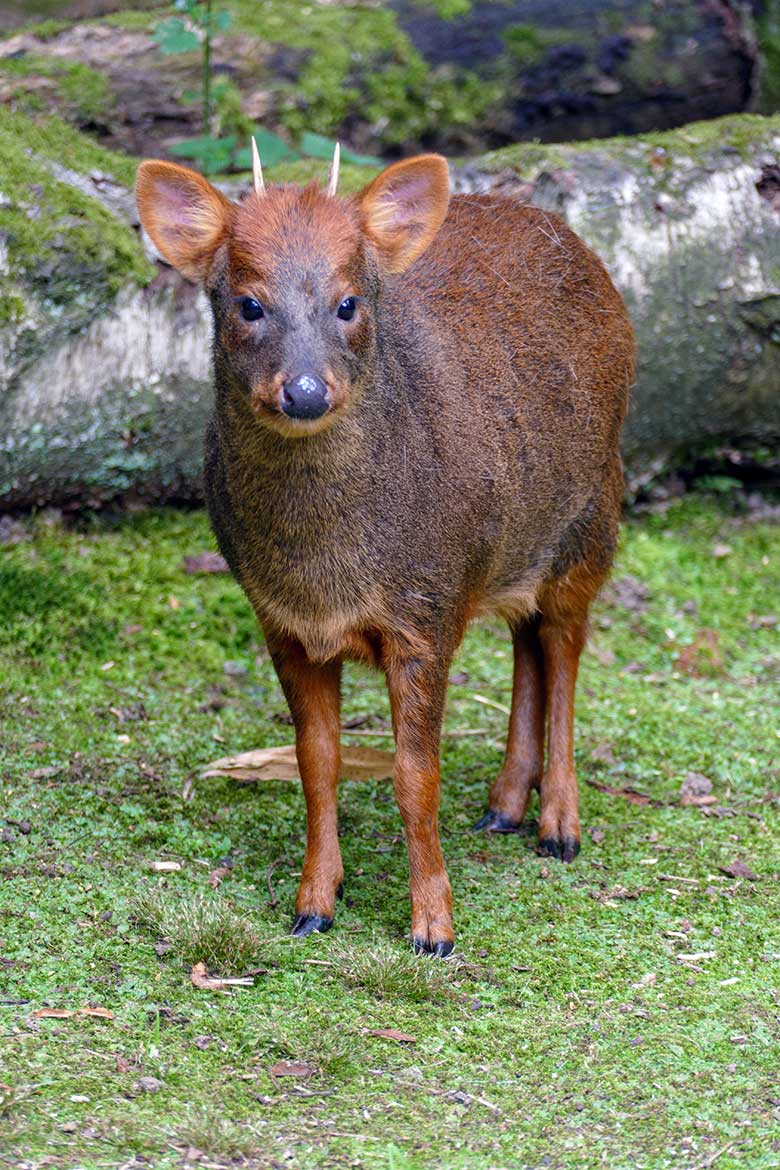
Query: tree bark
xmin=2 ymin=113 xmax=780 ymax=510
xmin=457 ymin=113 xmax=780 ymax=486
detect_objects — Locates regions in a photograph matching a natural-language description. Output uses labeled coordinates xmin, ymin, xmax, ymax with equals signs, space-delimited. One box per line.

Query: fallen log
xmin=1 ymin=110 xmax=779 ymax=509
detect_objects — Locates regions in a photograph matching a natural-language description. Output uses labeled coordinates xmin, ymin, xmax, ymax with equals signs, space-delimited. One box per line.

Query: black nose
xmin=281 ymin=374 xmax=329 ymax=420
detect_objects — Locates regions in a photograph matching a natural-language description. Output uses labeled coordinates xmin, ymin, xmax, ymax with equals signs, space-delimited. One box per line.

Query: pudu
xmin=136 ymin=143 xmax=634 ymax=955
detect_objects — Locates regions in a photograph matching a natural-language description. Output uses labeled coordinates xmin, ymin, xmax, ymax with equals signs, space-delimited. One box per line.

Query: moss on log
xmin=1 ymin=110 xmax=779 ymax=510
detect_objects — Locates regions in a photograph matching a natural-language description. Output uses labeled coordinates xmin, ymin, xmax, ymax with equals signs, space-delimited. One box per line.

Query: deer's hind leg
xmin=474 ymin=615 xmax=546 ymax=833
xmin=535 ymin=558 xmax=605 ymax=863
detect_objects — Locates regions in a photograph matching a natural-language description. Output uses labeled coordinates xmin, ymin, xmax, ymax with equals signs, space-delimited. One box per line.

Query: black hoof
xmin=291 ymin=912 xmax=333 ymax=938
xmin=412 ymin=936 xmax=455 ymax=958
xmin=473 ymin=809 xmax=521 ymax=834
xmin=539 ymin=836 xmax=580 ymax=863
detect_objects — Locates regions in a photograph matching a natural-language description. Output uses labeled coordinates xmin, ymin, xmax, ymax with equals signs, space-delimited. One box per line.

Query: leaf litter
xmin=202 ymin=744 xmax=394 ymax=782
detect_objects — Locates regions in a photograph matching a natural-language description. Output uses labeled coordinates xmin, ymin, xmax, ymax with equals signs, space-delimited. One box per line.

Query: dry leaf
xmin=29 ymin=766 xmax=59 ymax=780
xmin=202 ymin=744 xmax=394 ymax=783
xmin=682 ymin=793 xmax=717 ymax=807
xmin=208 ymin=864 xmax=231 ymax=889
xmin=115 ymin=1054 xmax=132 ymax=1073
xmin=747 ymin=613 xmax=778 ymax=630
xmin=147 ymin=860 xmax=181 ymax=872
xmin=137 ymin=1076 xmax=163 ymax=1093
xmin=191 ymin=962 xmax=228 ymax=992
xmin=586 ymin=779 xmax=663 ymax=807
xmin=719 ymin=859 xmax=758 ymax=881
xmin=182 ymin=552 xmax=230 ymax=574
xmin=33 ymin=1006 xmax=114 ymax=1020
xmin=368 ymin=1027 xmax=417 ymax=1044
xmin=680 ymin=771 xmax=712 ymax=799
xmin=268 ymin=1060 xmax=316 ymax=1078
xmin=679 ymin=772 xmax=717 ymax=806
xmin=712 ymin=543 xmax=733 ymax=558
xmin=190 ymin=962 xmax=253 ymax=993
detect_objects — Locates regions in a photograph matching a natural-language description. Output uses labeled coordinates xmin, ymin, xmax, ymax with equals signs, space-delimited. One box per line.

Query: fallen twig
xmin=471 ymin=693 xmax=511 ymax=716
xmin=586 ymin=779 xmax=666 ymax=807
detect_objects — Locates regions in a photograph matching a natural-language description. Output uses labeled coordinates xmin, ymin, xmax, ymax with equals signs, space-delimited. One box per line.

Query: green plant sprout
xmin=153 ymin=0 xmax=380 ymax=176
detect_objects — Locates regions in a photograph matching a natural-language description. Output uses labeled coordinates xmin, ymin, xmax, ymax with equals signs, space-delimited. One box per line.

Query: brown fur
xmin=135 ymin=155 xmax=635 ymax=953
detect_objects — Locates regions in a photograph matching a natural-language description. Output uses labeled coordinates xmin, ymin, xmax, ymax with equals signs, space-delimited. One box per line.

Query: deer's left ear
xmin=358 ymin=154 xmax=450 ymax=275
xmin=135 ymin=160 xmax=233 ymax=282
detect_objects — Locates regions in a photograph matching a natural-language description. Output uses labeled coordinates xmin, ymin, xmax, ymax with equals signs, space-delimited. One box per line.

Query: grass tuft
xmin=132 ymin=888 xmax=263 ymax=973
xmin=328 ymin=938 xmax=454 ymax=1001
xmin=172 ymin=1110 xmax=264 ymax=1159
xmin=251 ymin=1016 xmax=357 ymax=1075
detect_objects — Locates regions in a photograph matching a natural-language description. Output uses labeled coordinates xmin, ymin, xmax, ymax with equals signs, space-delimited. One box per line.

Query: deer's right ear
xmin=135 ymin=161 xmax=233 ymax=282
xmin=358 ymin=154 xmax=450 ymax=275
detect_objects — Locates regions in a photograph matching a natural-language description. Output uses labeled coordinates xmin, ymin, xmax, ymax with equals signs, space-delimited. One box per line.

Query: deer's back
xmin=402 ymin=194 xmax=632 ymax=448
xmin=370 ymin=195 xmax=633 ymax=603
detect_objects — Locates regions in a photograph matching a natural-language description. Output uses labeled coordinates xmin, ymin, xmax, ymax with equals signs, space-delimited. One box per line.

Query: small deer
xmin=136 ymin=144 xmax=634 ymax=956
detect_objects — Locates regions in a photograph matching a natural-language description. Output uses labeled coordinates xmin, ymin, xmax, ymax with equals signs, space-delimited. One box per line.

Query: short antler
xmin=327 ymin=142 xmax=340 ymax=198
xmin=251 ymin=136 xmax=266 ymax=195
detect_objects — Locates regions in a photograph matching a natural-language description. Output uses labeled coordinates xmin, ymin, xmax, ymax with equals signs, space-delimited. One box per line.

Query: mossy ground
xmin=1 ymin=489 xmax=779 ymax=1168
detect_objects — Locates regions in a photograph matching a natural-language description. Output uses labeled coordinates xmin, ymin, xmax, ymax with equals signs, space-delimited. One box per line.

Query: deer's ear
xmin=135 ymin=160 xmax=233 ymax=281
xmin=358 ymin=155 xmax=450 ymax=275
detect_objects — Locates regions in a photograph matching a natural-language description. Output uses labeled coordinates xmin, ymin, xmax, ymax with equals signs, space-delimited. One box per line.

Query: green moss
xmin=227 ymin=0 xmax=499 ymax=146
xmin=418 ymin=0 xmax=472 ymax=17
xmin=103 ymin=8 xmax=161 ymax=31
xmin=0 ymin=104 xmax=139 ymax=185
xmin=0 ymin=289 xmax=27 ymax=326
xmin=478 ymin=113 xmax=780 ymax=177
xmin=757 ymin=0 xmax=780 ymax=113
xmin=0 ymin=53 xmax=113 ymax=124
xmin=0 ymin=17 xmax=71 ymax=40
xmin=0 ymin=107 xmax=152 ymax=319
xmin=501 ymin=22 xmax=571 ymax=69
xmin=633 ymin=113 xmax=780 ymax=160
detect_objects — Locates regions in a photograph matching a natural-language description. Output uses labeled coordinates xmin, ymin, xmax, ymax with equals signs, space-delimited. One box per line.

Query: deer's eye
xmin=238 ymin=297 xmax=264 ymax=322
xmin=337 ymin=296 xmax=357 ymax=321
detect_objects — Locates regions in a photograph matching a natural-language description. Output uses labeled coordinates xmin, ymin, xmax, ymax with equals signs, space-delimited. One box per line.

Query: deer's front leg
xmin=385 ymin=646 xmax=453 ymax=957
xmin=267 ymin=633 xmax=343 ymax=936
